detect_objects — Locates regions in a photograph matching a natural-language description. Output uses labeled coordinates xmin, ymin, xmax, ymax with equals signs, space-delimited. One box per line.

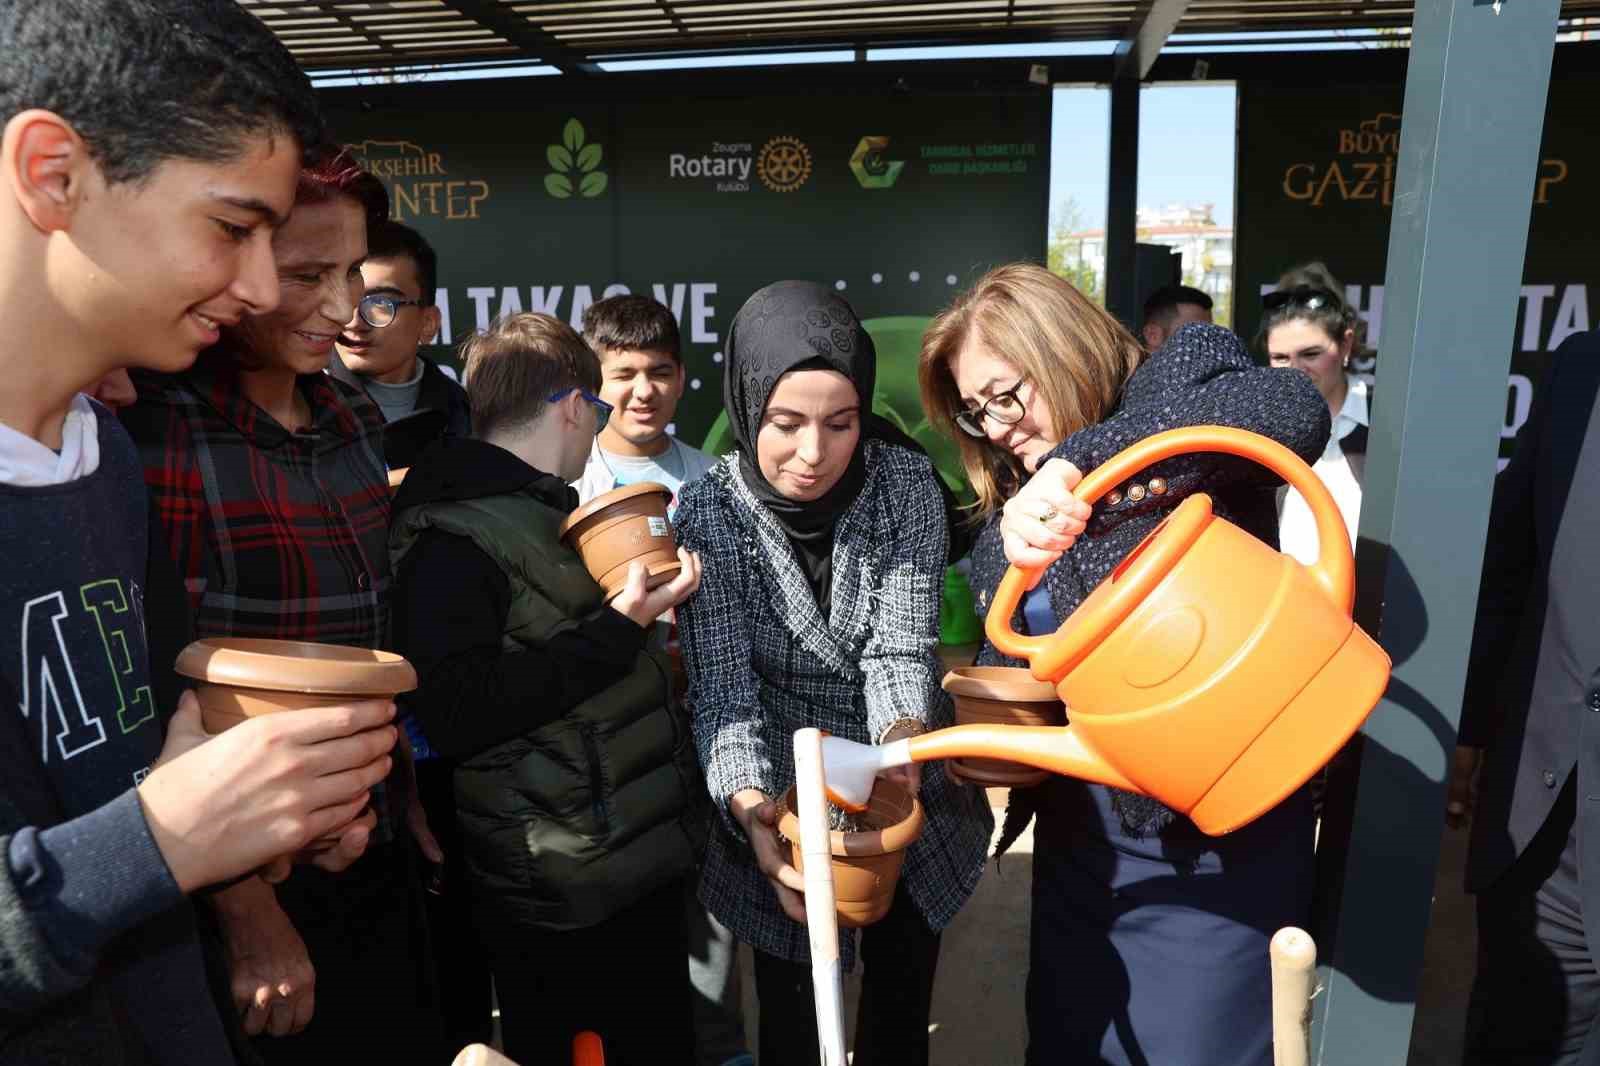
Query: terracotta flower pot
xmin=776 ymin=778 xmax=925 ymax=928
xmin=941 ymin=666 xmax=1066 ymax=789
xmin=559 ymin=481 xmax=680 ymax=600
xmin=174 ymin=637 xmax=418 ymax=735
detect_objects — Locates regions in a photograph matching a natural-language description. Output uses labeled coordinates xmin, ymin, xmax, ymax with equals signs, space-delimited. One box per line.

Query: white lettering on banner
xmin=1505 ymin=375 xmax=1533 ymax=441
xmin=431 ymin=287 xmax=452 ymax=345
xmin=570 ymin=285 xmax=595 ymax=329
xmin=1549 ymin=285 xmax=1590 ymax=350
xmin=690 ymin=283 xmax=718 ymax=343
xmin=1522 ymin=286 xmax=1556 ymax=352
xmin=529 ymin=287 xmax=563 ymax=317
xmin=669 ymin=154 xmax=753 ymax=181
xmin=467 ymin=287 xmax=496 ymax=334
xmin=653 ymin=283 xmax=688 ymax=320
xmin=444 ymin=282 xmax=718 ymax=338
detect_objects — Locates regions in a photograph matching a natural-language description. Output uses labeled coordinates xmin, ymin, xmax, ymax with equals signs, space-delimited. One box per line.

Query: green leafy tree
xmin=1046 ymin=196 xmax=1104 ymax=305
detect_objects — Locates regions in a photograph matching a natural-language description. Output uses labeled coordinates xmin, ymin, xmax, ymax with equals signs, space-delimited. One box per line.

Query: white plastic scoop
xmin=820 ymin=734 xmax=914 ymax=812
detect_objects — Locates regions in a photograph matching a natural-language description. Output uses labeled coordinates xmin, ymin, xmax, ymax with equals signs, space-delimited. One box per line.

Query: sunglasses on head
xmin=547 ymin=386 xmax=613 ymax=435
xmin=1263 ymin=285 xmax=1341 ymax=313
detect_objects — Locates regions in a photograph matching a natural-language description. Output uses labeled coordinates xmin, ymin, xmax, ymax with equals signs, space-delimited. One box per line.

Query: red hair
xmin=296 ymin=144 xmax=389 ymax=232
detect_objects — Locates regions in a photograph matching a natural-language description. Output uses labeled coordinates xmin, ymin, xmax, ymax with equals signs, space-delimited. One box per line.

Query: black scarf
xmin=725 ymin=281 xmax=911 ymax=614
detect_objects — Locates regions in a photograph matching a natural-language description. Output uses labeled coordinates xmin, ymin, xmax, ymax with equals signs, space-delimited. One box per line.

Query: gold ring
xmin=1038 ymin=505 xmax=1058 ymax=525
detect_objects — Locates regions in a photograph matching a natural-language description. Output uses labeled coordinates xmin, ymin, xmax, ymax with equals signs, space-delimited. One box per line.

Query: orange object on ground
xmin=909 ymin=425 xmax=1390 ymax=835
xmin=572 ymin=1031 xmax=606 ymax=1066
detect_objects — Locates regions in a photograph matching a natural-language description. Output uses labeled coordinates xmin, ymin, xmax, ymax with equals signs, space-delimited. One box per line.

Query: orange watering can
xmin=822 ymin=425 xmax=1391 ymax=835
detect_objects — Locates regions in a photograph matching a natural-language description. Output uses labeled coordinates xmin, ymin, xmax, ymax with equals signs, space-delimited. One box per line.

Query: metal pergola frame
xmin=297 ymin=2 xmax=1591 ymax=1061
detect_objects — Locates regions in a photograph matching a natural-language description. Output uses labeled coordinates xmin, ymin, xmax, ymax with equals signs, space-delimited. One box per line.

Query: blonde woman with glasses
xmin=918 ymin=263 xmax=1331 ymax=1066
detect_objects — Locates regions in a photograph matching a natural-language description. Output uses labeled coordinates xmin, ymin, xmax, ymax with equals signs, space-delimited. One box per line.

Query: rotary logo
xmin=756 ymin=136 xmax=812 ymax=193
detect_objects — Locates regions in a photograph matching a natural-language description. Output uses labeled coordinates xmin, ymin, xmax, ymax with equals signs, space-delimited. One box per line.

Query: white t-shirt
xmin=0 ymin=394 xmax=101 ymax=487
xmin=1279 ymin=375 xmax=1368 ymax=566
xmin=572 ymin=435 xmax=718 ymax=515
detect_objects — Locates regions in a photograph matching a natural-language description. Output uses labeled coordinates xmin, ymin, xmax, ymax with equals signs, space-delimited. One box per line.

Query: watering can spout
xmin=908 ymin=724 xmax=1137 ymax=792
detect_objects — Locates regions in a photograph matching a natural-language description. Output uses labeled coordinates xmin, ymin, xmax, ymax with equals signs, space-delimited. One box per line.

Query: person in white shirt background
xmin=1261 ymin=262 xmax=1370 ymax=566
xmin=574 ymin=293 xmax=716 ymax=518
xmin=570 ymin=292 xmax=749 ymax=1066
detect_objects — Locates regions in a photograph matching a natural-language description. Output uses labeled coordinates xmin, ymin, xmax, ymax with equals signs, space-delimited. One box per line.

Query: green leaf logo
xmin=545 ymin=118 xmax=608 ymax=200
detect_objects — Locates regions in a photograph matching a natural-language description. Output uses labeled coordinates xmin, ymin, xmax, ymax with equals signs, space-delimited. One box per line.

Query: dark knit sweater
xmin=0 ymin=406 xmax=230 ymax=1065
xmin=966 ymin=323 xmax=1332 ymax=842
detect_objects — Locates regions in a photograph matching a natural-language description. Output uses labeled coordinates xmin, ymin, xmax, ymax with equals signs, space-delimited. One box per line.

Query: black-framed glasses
xmin=1262 ymin=285 xmax=1340 ymax=313
xmin=548 ymin=387 xmax=613 ymax=434
xmin=954 ymin=379 xmax=1028 ymax=438
xmin=358 ymin=292 xmax=426 ymax=328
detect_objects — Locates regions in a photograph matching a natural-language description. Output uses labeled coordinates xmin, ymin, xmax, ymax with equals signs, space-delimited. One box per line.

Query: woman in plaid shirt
xmin=675 ymin=282 xmax=992 ymax=1066
xmin=123 ymin=148 xmax=446 ymax=1064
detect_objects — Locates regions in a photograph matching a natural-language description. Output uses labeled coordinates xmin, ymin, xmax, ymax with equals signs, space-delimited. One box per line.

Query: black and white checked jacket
xmin=675 ymin=441 xmax=993 ymax=964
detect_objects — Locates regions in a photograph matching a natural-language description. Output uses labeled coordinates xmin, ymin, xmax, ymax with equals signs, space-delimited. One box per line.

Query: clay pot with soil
xmin=174 ymin=637 xmax=418 ymax=735
xmin=941 ymin=666 xmax=1067 ymax=788
xmin=776 ymin=777 xmax=925 ymax=928
xmin=559 ymin=481 xmax=680 ymax=601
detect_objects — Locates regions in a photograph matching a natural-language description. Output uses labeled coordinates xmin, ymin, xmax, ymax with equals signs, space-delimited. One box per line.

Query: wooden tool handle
xmin=1270 ymin=926 xmax=1317 ymax=1066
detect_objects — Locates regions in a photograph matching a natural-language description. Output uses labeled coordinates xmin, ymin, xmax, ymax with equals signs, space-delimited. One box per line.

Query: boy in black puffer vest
xmin=390 ymin=311 xmax=705 ymax=1066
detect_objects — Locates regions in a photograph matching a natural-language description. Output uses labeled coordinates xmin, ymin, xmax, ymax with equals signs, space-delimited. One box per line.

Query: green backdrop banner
xmin=320 ymin=80 xmax=1050 ymax=444
xmin=1234 ymin=75 xmax=1598 ymax=466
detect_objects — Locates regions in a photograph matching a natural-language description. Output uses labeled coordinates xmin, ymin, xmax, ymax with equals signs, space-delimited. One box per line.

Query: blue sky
xmin=1050 ymin=83 xmax=1237 ymax=233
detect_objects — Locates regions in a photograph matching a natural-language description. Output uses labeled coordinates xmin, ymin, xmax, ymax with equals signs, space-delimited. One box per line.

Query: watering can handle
xmin=986 ymin=426 xmax=1355 ymax=663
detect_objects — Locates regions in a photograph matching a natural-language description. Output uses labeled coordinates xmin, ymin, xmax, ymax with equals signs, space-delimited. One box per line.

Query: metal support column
xmin=1104 ymin=75 xmax=1140 ymax=327
xmin=1312 ymin=1 xmax=1561 ymax=1062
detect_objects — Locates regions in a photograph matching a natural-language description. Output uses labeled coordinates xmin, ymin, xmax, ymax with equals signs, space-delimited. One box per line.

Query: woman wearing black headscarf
xmin=674 ymin=281 xmax=992 ymax=1066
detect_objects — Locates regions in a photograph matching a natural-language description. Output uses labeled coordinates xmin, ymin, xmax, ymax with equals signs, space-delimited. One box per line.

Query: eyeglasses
xmin=358 ymin=292 xmax=427 ymax=328
xmin=954 ymin=379 xmax=1028 ymax=438
xmin=548 ymin=387 xmax=613 ymax=434
xmin=1262 ymin=285 xmax=1341 ymax=313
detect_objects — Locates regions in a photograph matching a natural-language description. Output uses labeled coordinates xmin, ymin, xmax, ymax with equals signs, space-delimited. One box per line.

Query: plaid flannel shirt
xmin=674 ymin=441 xmax=993 ymax=966
xmin=124 ymin=360 xmax=392 ymax=650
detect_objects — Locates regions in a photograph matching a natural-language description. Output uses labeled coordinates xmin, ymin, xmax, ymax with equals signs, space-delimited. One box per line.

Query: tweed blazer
xmin=675 ymin=440 xmax=993 ymax=964
xmin=968 ymin=322 xmax=1332 ymax=839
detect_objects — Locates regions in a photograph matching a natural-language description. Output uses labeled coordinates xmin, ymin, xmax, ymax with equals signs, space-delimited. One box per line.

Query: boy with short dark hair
xmin=0 ymin=3 xmax=397 ymax=1062
xmin=575 ymin=293 xmax=717 ymax=513
xmin=331 ymin=220 xmax=471 ymax=469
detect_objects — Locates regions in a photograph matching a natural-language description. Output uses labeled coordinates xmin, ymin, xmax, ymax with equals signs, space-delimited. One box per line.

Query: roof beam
xmin=1113 ymin=0 xmax=1192 ymax=81
xmin=437 ymin=0 xmax=604 ymax=74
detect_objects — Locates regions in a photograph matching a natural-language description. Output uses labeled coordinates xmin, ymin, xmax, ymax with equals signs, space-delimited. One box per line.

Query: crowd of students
xmin=22 ymin=3 xmax=1578 ymax=1066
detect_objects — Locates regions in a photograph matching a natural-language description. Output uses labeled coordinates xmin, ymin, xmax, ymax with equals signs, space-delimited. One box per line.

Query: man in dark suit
xmin=1460 ymin=326 xmax=1600 ymax=1063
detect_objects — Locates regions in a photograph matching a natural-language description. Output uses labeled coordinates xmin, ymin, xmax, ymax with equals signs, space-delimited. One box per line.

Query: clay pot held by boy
xmin=777 ymin=777 xmax=925 ymax=928
xmin=941 ymin=666 xmax=1067 ymax=788
xmin=174 ymin=637 xmax=418 ymax=735
xmin=559 ymin=481 xmax=680 ymax=600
